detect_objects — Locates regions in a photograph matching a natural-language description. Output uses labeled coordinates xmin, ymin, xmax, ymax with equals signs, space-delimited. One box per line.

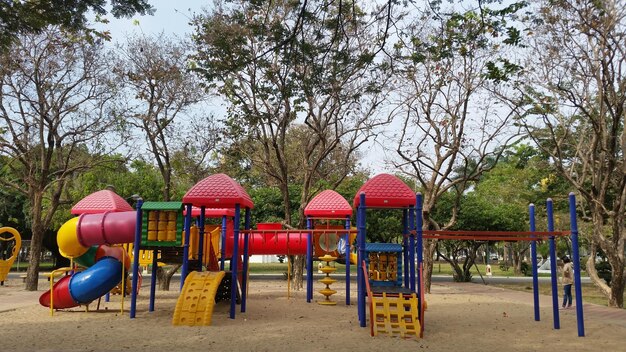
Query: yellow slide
xmin=172 ymin=271 xmax=225 ymax=326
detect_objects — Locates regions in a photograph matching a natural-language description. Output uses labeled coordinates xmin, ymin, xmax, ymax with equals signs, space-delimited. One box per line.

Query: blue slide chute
xmin=69 ymin=257 xmax=123 ymax=304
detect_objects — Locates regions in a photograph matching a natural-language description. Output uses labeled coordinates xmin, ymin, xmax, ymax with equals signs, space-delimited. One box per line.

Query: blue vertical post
xmin=306 ymin=216 xmax=313 ymax=303
xmin=198 ymin=206 xmax=205 ymax=273
xmin=408 ymin=205 xmax=416 ymax=292
xmin=230 ymin=204 xmax=241 ymax=319
xmin=149 ymin=249 xmax=158 ymax=311
xmin=402 ymin=209 xmax=409 ymax=288
xmin=220 ymin=215 xmax=227 ymax=271
xmin=130 ymin=199 xmax=143 ymax=318
xmin=357 ymin=193 xmax=367 ymax=327
xmin=180 ymin=203 xmax=193 ymax=290
xmin=416 ymin=193 xmax=423 ymax=325
xmin=416 ymin=193 xmax=423 ymax=270
xmin=569 ymin=193 xmax=585 ymax=337
xmin=345 ymin=216 xmax=351 ymax=305
xmin=241 ymin=208 xmax=250 ymax=312
xmin=530 ymin=204 xmax=540 ymax=321
xmin=547 ymin=198 xmax=560 ymax=329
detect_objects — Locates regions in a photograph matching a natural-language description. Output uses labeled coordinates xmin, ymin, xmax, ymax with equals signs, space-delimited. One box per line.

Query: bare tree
xmin=193 ymin=0 xmax=391 ymax=289
xmin=521 ymin=0 xmax=626 ymax=307
xmin=0 ymin=28 xmax=119 ymax=290
xmin=115 ymin=33 xmax=219 ymax=290
xmin=390 ymin=4 xmax=523 ymax=292
xmin=116 ymin=33 xmax=218 ymax=201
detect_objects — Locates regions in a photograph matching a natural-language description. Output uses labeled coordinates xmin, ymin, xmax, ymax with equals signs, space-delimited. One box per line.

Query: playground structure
xmin=304 ymin=189 xmax=356 ymax=305
xmin=0 ymin=227 xmax=21 ymax=286
xmin=40 ymin=173 xmax=586 ymax=339
xmin=42 ymin=174 xmax=356 ymax=325
xmin=39 ymin=191 xmax=135 ymax=313
xmin=351 ymin=174 xmax=585 ymax=338
xmin=415 ymin=195 xmax=586 ymax=337
xmin=353 ymin=174 xmax=425 ymax=338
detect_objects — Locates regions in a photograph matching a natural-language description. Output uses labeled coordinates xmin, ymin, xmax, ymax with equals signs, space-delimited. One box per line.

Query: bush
xmin=499 ymin=262 xmax=510 ymax=272
xmin=595 ymin=261 xmax=612 ymax=285
xmin=520 ymin=262 xmax=531 ymax=276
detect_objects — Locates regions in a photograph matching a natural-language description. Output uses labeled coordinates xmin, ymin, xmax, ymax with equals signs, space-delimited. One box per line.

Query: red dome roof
xmin=304 ymin=190 xmax=352 ymax=218
xmin=183 ymin=174 xmax=254 ymax=209
xmin=71 ymin=190 xmax=133 ymax=215
xmin=353 ymin=174 xmax=416 ymax=208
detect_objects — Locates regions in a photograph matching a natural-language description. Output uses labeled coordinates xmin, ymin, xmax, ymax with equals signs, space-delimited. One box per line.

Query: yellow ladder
xmin=371 ymin=292 xmax=420 ymax=338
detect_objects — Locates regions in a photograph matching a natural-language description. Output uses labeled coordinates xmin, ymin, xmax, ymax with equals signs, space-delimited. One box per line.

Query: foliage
xmin=193 ymin=0 xmax=390 ymax=226
xmin=0 ymin=28 xmax=122 ymax=290
xmin=389 ymin=0 xmax=529 ymax=291
xmin=0 ymin=0 xmax=153 ymax=51
xmin=520 ymin=0 xmax=626 ymax=307
xmin=115 ymin=33 xmax=219 ymax=201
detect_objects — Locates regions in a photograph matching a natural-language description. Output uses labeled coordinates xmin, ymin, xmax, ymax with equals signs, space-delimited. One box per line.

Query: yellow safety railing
xmin=48 ymin=264 xmax=83 ymax=316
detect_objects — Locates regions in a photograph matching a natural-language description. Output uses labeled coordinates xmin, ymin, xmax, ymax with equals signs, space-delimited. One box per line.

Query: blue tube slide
xmin=40 ymin=257 xmax=123 ymax=308
xmin=70 ymin=257 xmax=123 ymax=303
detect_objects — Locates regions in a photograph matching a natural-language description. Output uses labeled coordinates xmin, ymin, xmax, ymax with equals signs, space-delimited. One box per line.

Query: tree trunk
xmin=25 ymin=192 xmax=45 ymax=291
xmin=291 ymin=255 xmax=305 ymax=290
xmin=157 ymin=264 xmax=181 ymax=291
xmin=609 ymin=268 xmax=625 ymax=308
xmin=422 ymin=240 xmax=437 ymax=293
xmin=25 ymin=225 xmax=44 ymax=290
xmin=512 ymin=250 xmax=522 ymax=275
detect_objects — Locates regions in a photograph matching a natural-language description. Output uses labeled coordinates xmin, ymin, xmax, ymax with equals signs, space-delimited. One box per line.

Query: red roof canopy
xmin=304 ymin=190 xmax=352 ymax=218
xmin=353 ymin=174 xmax=416 ymax=208
xmin=184 ymin=207 xmax=235 ymax=218
xmin=183 ymin=173 xmax=254 ymax=209
xmin=71 ymin=190 xmax=133 ymax=215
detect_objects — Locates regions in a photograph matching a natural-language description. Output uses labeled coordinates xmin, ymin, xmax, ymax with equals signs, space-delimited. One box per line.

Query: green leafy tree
xmin=193 ymin=0 xmax=391 ymax=289
xmin=0 ymin=0 xmax=153 ymax=51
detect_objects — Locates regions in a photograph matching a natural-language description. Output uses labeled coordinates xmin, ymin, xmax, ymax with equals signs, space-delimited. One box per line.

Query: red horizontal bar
xmin=239 ymin=229 xmax=357 ymax=234
xmin=422 ymin=235 xmax=545 ymax=241
xmin=418 ymin=230 xmax=569 ymax=236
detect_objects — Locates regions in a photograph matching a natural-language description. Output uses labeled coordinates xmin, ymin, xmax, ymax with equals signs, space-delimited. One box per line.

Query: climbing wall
xmin=172 ymin=271 xmax=225 ymax=326
xmin=371 ymin=293 xmax=420 ymax=339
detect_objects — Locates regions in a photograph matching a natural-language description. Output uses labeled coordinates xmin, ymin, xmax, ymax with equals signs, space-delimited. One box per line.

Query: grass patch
xmin=11 ymin=261 xmax=56 ymax=271
xmin=492 ymin=282 xmax=625 ymax=309
xmin=432 ymin=261 xmax=588 ymax=278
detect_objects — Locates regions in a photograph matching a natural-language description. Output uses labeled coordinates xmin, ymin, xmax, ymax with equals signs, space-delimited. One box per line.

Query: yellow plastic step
xmin=172 ymin=271 xmax=226 ymax=326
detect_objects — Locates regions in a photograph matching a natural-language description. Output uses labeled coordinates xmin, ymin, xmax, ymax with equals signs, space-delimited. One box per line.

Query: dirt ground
xmin=0 ymin=277 xmax=624 ymax=352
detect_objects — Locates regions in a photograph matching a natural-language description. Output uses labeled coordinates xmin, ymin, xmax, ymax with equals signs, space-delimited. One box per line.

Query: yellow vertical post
xmin=120 ymin=247 xmax=126 ymax=313
xmin=287 ymin=255 xmax=291 ymax=299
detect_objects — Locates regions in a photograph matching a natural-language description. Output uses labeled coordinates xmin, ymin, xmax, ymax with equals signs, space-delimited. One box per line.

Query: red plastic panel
xmin=183 ymin=174 xmax=254 ymax=209
xmin=71 ymin=190 xmax=133 ymax=215
xmin=352 ymin=173 xmax=416 ymax=208
xmin=184 ymin=207 xmax=235 ymax=218
xmin=257 ymin=223 xmax=282 ymax=230
xmin=304 ymin=190 xmax=352 ymax=218
xmin=224 ymin=231 xmax=308 ymax=256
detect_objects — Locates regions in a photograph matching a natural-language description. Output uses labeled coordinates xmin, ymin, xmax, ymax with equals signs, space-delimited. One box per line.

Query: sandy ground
xmin=1 ymin=277 xmax=624 ymax=352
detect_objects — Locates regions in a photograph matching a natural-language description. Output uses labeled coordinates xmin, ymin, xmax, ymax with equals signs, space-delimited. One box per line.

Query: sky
xmin=99 ymin=0 xmax=393 ymax=175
